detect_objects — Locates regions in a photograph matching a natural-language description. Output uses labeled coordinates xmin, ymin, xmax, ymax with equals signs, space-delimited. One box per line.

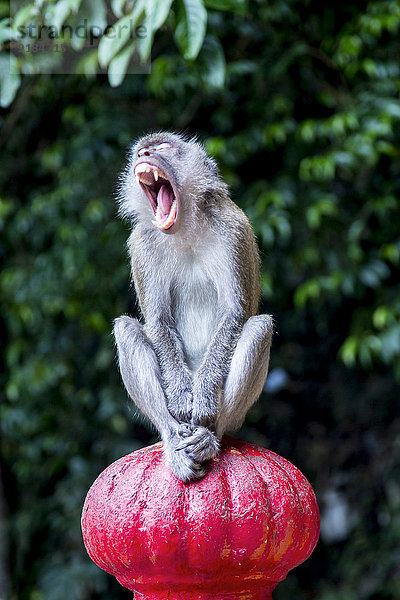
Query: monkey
xmin=113 ymin=132 xmax=273 ymax=482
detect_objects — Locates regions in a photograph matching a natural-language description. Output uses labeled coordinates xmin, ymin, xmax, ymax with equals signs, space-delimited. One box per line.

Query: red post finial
xmin=81 ymin=436 xmax=319 ymax=599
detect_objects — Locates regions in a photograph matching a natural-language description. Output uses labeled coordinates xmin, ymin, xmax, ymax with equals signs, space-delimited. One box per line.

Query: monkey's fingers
xmin=175 ymin=430 xmax=204 ymax=451
xmin=175 ymin=427 xmax=220 ymax=461
xmin=185 ymin=439 xmax=211 ymax=456
xmin=176 ymin=434 xmax=207 ymax=452
xmin=177 ymin=423 xmax=193 ymax=440
xmin=175 ymin=441 xmax=191 ymax=451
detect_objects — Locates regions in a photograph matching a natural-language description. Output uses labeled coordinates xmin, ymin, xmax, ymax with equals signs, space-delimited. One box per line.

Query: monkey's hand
xmin=163 ymin=423 xmax=208 ymax=482
xmin=176 ymin=425 xmax=220 ymax=463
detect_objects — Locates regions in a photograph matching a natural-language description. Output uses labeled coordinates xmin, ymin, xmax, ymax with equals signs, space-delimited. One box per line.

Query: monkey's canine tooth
xmin=154 ymin=170 xmax=159 ymax=181
xmin=151 ymin=199 xmax=177 ymax=230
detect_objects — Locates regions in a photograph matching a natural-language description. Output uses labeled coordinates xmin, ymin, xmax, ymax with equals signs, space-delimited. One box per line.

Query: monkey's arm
xmin=145 ymin=316 xmax=193 ymax=422
xmin=130 ymin=231 xmax=194 ymax=422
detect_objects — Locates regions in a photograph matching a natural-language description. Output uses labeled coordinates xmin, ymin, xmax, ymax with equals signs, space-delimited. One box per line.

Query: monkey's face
xmin=129 ymin=132 xmax=219 ymax=234
xmin=133 ymin=135 xmax=182 ymax=234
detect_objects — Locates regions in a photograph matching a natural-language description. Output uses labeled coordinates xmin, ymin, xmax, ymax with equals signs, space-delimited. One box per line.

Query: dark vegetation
xmin=1 ymin=1 xmax=400 ymax=598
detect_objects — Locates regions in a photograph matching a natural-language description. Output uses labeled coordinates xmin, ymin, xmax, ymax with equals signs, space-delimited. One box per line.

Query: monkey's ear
xmin=206 ymin=157 xmax=219 ymax=175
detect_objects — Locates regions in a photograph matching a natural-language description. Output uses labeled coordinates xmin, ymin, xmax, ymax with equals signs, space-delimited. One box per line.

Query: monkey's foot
xmin=177 ymin=422 xmax=193 ymax=439
xmin=176 ymin=426 xmax=220 ymax=463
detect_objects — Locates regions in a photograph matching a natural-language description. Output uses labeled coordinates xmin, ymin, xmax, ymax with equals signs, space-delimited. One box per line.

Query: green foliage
xmin=174 ymin=0 xmax=207 ymax=60
xmin=1 ymin=0 xmax=209 ymax=100
xmin=1 ymin=1 xmax=400 ymax=600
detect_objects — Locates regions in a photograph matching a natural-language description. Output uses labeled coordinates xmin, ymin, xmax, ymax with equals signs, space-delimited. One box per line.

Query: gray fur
xmin=114 ymin=132 xmax=273 ymax=481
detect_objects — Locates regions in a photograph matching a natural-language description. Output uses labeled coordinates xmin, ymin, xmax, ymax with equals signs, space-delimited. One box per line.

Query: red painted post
xmin=82 ymin=436 xmax=319 ymax=599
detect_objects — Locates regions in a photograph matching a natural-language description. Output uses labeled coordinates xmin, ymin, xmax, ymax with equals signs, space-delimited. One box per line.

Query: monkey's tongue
xmin=153 ymin=184 xmax=176 ymax=230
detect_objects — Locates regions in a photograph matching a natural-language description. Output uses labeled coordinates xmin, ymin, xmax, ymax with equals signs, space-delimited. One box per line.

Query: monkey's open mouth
xmin=135 ymin=163 xmax=178 ymax=231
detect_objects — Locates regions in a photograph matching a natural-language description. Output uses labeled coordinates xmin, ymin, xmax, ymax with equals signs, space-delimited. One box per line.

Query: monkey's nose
xmin=138 ymin=147 xmax=152 ymax=157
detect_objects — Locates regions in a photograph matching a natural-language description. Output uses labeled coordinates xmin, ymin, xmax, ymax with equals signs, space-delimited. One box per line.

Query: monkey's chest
xmin=172 ymin=276 xmax=219 ymax=372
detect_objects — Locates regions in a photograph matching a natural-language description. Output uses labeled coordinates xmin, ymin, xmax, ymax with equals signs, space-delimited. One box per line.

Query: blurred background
xmin=1 ymin=1 xmax=400 ymax=599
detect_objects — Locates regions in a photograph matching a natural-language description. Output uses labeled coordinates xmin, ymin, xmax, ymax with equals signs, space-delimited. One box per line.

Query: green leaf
xmin=76 ymin=49 xmax=99 ymax=77
xmin=111 ymin=0 xmax=128 ymax=18
xmin=359 ymin=260 xmax=390 ymax=289
xmin=85 ymin=0 xmax=107 ymax=29
xmin=11 ymin=4 xmax=39 ymax=32
xmin=362 ymin=58 xmax=379 ymax=77
xmin=294 ymin=279 xmax=321 ymax=307
xmin=71 ymin=0 xmax=107 ymax=50
xmin=381 ymin=325 xmax=400 ymax=362
xmin=298 ymin=119 xmax=317 ymax=143
xmin=340 ymin=336 xmax=359 ymax=367
xmin=306 ymin=198 xmax=338 ymax=229
xmin=147 ymin=0 xmax=173 ymax=30
xmin=204 ymin=0 xmax=246 ymax=13
xmin=359 ymin=340 xmax=373 ymax=367
xmin=0 ymin=17 xmax=13 ymax=43
xmin=0 ymin=54 xmax=20 ymax=107
xmin=69 ymin=0 xmax=83 ymax=14
xmin=373 ymin=306 xmax=388 ymax=330
xmin=108 ymin=41 xmax=135 ymax=87
xmin=45 ymin=0 xmax=72 ymax=31
xmin=175 ymin=0 xmax=207 ymax=60
xmin=200 ymin=35 xmax=226 ymax=89
xmin=380 ymin=243 xmax=400 ymax=264
xmin=134 ymin=0 xmax=173 ymax=61
xmin=122 ymin=0 xmax=148 ymax=61
xmin=98 ymin=13 xmax=134 ymax=68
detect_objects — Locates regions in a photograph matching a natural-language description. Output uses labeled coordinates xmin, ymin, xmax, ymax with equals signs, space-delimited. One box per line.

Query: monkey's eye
xmin=137 ymin=143 xmax=172 ymax=157
xmin=154 ymin=143 xmax=172 ymax=151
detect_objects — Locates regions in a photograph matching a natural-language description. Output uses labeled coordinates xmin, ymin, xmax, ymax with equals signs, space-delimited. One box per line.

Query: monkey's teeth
xmin=152 ymin=199 xmax=177 ymax=230
xmin=164 ymin=199 xmax=177 ymax=228
xmin=135 ymin=163 xmax=167 ymax=185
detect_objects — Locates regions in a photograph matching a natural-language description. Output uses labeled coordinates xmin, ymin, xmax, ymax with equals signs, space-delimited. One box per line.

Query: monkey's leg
xmin=113 ymin=316 xmax=206 ymax=482
xmin=215 ymin=314 xmax=273 ymax=438
xmin=177 ymin=314 xmax=273 ymax=463
xmin=144 ymin=321 xmax=193 ymax=423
